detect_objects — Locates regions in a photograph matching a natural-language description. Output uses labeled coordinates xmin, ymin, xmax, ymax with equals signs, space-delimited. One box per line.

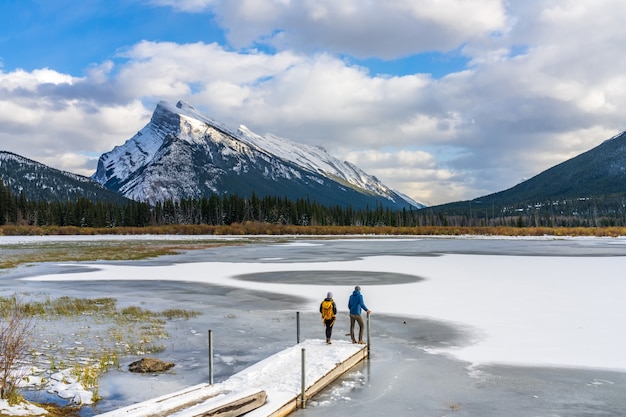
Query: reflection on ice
xmin=234 ymin=270 xmax=423 ymax=285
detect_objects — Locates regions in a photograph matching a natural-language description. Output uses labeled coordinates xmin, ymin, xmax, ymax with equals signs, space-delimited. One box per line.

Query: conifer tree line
xmin=2 ymin=180 xmax=626 ymax=228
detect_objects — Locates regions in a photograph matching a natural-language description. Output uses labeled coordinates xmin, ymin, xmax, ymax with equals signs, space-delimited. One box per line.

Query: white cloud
xmin=212 ymin=0 xmax=507 ymax=58
xmin=114 ymin=41 xmax=302 ymax=107
xmin=399 ymin=0 xmax=505 ymax=33
xmin=341 ymin=148 xmax=467 ymax=205
xmin=148 ymin=0 xmax=216 ymax=13
xmin=0 ymin=68 xmax=76 ymax=91
xmin=0 ymin=70 xmax=149 ymax=176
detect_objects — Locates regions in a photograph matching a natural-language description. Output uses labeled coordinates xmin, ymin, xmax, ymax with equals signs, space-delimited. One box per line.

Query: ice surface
xmin=1 ymin=235 xmax=626 ymax=416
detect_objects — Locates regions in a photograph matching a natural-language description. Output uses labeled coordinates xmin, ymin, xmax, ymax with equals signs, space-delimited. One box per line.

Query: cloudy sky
xmin=1 ymin=0 xmax=624 ymax=205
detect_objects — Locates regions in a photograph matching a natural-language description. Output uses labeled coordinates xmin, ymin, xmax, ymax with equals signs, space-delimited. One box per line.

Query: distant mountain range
xmin=429 ymin=131 xmax=626 ymax=216
xmin=91 ymin=101 xmax=422 ymax=209
xmin=2 ymin=99 xmax=625 ymax=218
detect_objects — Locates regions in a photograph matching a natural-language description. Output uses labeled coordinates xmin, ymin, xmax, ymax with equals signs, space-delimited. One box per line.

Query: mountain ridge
xmin=0 ymin=151 xmax=131 ymax=204
xmin=92 ymin=100 xmax=424 ymax=209
xmin=427 ymin=130 xmax=626 ymax=216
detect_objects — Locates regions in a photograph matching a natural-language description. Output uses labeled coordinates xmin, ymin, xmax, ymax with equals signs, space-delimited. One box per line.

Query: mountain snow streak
xmin=93 ymin=101 xmax=424 ymax=209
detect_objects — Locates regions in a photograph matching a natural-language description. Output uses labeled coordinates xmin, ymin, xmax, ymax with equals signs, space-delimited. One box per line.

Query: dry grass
xmin=447 ymin=402 xmax=462 ymax=411
xmin=0 ymin=403 xmax=81 ymax=417
xmin=0 ymin=239 xmax=246 ymax=269
xmin=1 ymin=293 xmax=200 ymax=410
xmin=39 ymin=403 xmax=81 ymax=417
xmin=3 ymin=223 xmax=626 ymax=239
xmin=2 ymin=223 xmax=625 ymax=270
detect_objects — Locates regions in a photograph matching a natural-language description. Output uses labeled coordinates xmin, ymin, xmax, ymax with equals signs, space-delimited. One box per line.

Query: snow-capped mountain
xmin=93 ymin=101 xmax=425 ymax=209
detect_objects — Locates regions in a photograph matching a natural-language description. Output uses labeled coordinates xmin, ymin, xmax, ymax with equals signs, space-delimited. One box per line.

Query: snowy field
xmin=1 ymin=235 xmax=626 ymax=416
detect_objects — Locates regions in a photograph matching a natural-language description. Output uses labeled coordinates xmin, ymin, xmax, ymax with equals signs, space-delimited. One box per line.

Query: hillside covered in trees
xmin=2 ymin=180 xmax=626 ymax=229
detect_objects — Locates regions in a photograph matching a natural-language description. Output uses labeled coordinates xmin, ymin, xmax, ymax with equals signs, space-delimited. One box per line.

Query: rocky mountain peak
xmin=92 ymin=101 xmax=424 ymax=209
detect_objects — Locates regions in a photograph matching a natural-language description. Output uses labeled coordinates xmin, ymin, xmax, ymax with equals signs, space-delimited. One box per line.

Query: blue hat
xmin=327 ymin=292 xmax=333 ymax=298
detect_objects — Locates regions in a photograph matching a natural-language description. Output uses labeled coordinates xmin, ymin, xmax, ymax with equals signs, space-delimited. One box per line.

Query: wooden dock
xmin=96 ymin=339 xmax=368 ymax=417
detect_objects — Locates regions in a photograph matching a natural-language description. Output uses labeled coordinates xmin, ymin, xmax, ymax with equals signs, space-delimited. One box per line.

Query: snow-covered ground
xmin=21 ymin=239 xmax=626 ymax=371
xmin=1 ymin=235 xmax=626 ymax=416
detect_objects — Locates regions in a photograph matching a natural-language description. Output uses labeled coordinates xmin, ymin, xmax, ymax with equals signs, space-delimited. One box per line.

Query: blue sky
xmin=1 ymin=1 xmax=467 ymax=78
xmin=1 ymin=0 xmax=625 ymax=205
xmin=0 ymin=1 xmax=224 ymax=73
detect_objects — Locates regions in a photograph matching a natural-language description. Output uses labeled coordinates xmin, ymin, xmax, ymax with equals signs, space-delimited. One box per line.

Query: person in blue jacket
xmin=348 ymin=285 xmax=371 ymax=344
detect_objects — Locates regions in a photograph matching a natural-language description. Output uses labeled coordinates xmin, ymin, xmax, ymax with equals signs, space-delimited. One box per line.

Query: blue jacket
xmin=348 ymin=290 xmax=368 ymax=315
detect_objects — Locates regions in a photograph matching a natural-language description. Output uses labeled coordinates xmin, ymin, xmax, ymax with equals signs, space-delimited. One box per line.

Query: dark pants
xmin=349 ymin=313 xmax=365 ymax=342
xmin=324 ymin=317 xmax=336 ymax=339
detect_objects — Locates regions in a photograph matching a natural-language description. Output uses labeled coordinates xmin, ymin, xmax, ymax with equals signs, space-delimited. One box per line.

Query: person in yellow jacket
xmin=320 ymin=292 xmax=337 ymax=344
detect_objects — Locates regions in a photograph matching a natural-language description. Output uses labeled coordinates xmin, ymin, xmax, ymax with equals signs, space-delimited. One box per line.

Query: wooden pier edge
xmin=270 ymin=344 xmax=369 ymax=417
xmin=305 ymin=344 xmax=369 ymax=400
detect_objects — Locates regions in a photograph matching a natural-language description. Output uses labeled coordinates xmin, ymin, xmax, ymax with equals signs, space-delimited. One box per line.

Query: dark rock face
xmin=128 ymin=358 xmax=175 ymax=373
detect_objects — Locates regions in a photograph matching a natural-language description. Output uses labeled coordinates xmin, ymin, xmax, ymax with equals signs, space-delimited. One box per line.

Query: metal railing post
xmin=301 ymin=347 xmax=306 ymax=408
xmin=367 ymin=314 xmax=371 ymax=356
xmin=296 ymin=311 xmax=301 ymax=343
xmin=208 ymin=329 xmax=214 ymax=384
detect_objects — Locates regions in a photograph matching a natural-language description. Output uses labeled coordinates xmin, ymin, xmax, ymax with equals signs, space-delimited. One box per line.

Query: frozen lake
xmin=2 ymin=235 xmax=626 ymax=416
